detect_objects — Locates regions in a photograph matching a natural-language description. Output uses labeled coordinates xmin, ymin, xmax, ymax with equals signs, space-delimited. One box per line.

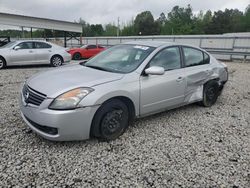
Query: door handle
xmin=48 ymin=50 xmax=52 ymax=52
xmin=29 ymin=50 xmax=33 ymax=53
xmin=176 ymin=77 xmax=184 ymax=82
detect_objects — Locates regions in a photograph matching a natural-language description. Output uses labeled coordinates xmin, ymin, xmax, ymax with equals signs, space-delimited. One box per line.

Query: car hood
xmin=27 ymin=64 xmax=124 ymax=98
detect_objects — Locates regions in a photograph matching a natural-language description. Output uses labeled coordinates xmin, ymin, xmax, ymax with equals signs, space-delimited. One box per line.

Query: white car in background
xmin=0 ymin=40 xmax=71 ymax=69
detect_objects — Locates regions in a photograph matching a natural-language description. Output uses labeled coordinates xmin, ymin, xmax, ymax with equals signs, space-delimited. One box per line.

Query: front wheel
xmin=50 ymin=55 xmax=63 ymax=67
xmin=0 ymin=57 xmax=6 ymax=70
xmin=199 ymin=80 xmax=219 ymax=107
xmin=91 ymin=99 xmax=129 ymax=140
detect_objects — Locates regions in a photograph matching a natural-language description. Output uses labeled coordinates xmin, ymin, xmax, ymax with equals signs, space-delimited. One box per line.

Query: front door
xmin=9 ymin=42 xmax=35 ymax=65
xmin=140 ymin=46 xmax=186 ymax=115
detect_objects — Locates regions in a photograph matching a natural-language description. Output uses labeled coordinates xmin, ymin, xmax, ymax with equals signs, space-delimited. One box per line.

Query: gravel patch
xmin=0 ymin=62 xmax=250 ymax=187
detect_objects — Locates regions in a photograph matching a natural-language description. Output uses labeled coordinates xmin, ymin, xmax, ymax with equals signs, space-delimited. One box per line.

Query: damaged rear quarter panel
xmin=184 ymin=60 xmax=221 ymax=104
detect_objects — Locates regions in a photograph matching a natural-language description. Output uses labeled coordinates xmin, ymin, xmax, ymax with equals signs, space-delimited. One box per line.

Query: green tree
xmin=243 ymin=5 xmax=250 ymax=31
xmin=104 ymin=24 xmax=118 ymax=36
xmin=164 ymin=4 xmax=193 ymax=34
xmin=134 ymin=11 xmax=160 ymax=35
xmin=206 ymin=9 xmax=244 ymax=34
xmin=90 ymin=24 xmax=104 ymax=36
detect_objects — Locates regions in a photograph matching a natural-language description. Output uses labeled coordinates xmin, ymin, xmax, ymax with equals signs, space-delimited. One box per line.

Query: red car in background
xmin=68 ymin=44 xmax=106 ymax=60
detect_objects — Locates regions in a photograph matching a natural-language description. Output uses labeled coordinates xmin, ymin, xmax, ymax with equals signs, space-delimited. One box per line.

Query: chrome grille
xmin=22 ymin=85 xmax=47 ymax=106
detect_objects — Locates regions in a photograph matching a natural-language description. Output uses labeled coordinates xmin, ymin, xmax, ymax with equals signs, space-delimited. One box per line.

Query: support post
xmin=80 ymin=34 xmax=83 ymax=46
xmin=231 ymin=37 xmax=236 ymax=61
xmin=64 ymin=31 xmax=67 ymax=48
xmin=30 ymin=27 xmax=33 ymax=39
xmin=199 ymin=38 xmax=202 ymax=48
xmin=243 ymin=55 xmax=247 ymax=63
xmin=21 ymin=26 xmax=24 ymax=38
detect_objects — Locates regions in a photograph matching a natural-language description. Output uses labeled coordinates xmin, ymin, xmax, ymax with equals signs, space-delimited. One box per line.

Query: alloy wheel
xmin=52 ymin=56 xmax=62 ymax=67
xmin=0 ymin=59 xmax=3 ymax=69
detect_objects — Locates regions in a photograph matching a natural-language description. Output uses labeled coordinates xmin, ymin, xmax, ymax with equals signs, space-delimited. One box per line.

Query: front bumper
xmin=19 ymin=93 xmax=99 ymax=141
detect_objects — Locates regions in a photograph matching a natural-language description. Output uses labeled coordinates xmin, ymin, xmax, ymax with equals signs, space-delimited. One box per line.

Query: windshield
xmin=84 ymin=44 xmax=155 ymax=73
xmin=0 ymin=41 xmax=17 ymax=48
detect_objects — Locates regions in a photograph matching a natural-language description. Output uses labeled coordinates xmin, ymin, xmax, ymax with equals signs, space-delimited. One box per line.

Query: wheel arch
xmin=90 ymin=96 xmax=136 ymax=138
xmin=0 ymin=55 xmax=7 ymax=64
xmin=204 ymin=77 xmax=220 ymax=86
xmin=50 ymin=54 xmax=64 ymax=63
xmin=97 ymin=96 xmax=136 ymax=122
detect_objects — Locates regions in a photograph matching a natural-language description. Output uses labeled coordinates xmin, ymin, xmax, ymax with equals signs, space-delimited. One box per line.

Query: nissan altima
xmin=19 ymin=41 xmax=228 ymax=141
xmin=0 ymin=40 xmax=71 ymax=69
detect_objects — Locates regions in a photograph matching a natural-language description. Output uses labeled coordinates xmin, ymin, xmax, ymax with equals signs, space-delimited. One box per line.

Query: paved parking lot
xmin=0 ymin=62 xmax=250 ymax=187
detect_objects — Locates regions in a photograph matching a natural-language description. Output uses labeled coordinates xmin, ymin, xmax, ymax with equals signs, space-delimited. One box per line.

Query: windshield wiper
xmin=85 ymin=65 xmax=109 ymax=71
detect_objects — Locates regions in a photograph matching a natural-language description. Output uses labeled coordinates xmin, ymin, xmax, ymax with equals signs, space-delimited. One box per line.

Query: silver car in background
xmin=0 ymin=40 xmax=71 ymax=69
xmin=19 ymin=41 xmax=228 ymax=141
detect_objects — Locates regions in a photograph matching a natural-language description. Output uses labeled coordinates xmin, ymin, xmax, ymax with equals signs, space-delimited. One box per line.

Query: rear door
xmin=181 ymin=46 xmax=212 ymax=102
xmin=9 ymin=42 xmax=36 ymax=65
xmin=33 ymin=42 xmax=52 ymax=63
xmin=140 ymin=46 xmax=186 ymax=115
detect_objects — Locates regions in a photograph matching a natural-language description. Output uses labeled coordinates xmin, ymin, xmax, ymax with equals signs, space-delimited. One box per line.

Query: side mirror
xmin=14 ymin=46 xmax=21 ymax=50
xmin=145 ymin=66 xmax=165 ymax=75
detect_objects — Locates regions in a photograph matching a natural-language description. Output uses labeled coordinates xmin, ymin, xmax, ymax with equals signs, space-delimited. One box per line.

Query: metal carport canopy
xmin=0 ymin=12 xmax=82 ymax=33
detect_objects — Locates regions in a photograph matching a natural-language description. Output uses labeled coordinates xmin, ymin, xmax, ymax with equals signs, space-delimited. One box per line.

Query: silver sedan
xmin=0 ymin=40 xmax=71 ymax=69
xmin=19 ymin=41 xmax=228 ymax=141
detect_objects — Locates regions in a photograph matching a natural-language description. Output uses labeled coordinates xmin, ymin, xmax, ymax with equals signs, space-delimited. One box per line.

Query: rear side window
xmin=35 ymin=42 xmax=52 ymax=49
xmin=183 ymin=47 xmax=209 ymax=67
xmin=87 ymin=45 xmax=97 ymax=49
xmin=204 ymin=52 xmax=210 ymax=64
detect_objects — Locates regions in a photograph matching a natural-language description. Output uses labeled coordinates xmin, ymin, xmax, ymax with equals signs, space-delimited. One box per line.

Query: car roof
xmin=123 ymin=41 xmax=206 ymax=52
xmin=15 ymin=40 xmax=48 ymax=43
xmin=124 ymin=41 xmax=175 ymax=48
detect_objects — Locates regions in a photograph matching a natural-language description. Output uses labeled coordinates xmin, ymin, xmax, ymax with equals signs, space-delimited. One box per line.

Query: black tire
xmin=199 ymin=80 xmax=220 ymax=107
xmin=91 ymin=99 xmax=129 ymax=140
xmin=73 ymin=52 xmax=82 ymax=60
xmin=50 ymin=55 xmax=63 ymax=67
xmin=0 ymin=57 xmax=6 ymax=70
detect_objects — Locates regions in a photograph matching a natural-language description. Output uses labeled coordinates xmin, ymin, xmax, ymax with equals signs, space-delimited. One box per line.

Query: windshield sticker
xmin=134 ymin=45 xmax=149 ymax=50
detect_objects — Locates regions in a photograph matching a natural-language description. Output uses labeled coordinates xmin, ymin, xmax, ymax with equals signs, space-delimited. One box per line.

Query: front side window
xmin=84 ymin=44 xmax=155 ymax=73
xmin=149 ymin=47 xmax=181 ymax=71
xmin=183 ymin=47 xmax=208 ymax=67
xmin=17 ymin=42 xmax=33 ymax=49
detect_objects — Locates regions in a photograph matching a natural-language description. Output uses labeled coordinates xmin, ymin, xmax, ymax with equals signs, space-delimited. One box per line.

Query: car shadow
xmin=6 ymin=64 xmax=51 ymax=69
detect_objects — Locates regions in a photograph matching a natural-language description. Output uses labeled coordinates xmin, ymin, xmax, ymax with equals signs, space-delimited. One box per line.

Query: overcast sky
xmin=0 ymin=0 xmax=249 ymax=28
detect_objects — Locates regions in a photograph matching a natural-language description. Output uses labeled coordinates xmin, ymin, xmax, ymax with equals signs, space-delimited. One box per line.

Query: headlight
xmin=49 ymin=88 xmax=94 ymax=110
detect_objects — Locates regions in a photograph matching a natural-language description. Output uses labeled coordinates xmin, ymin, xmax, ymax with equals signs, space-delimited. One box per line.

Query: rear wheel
xmin=50 ymin=55 xmax=63 ymax=67
xmin=91 ymin=99 xmax=129 ymax=140
xmin=200 ymin=80 xmax=219 ymax=107
xmin=0 ymin=57 xmax=6 ymax=69
xmin=73 ymin=52 xmax=81 ymax=60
